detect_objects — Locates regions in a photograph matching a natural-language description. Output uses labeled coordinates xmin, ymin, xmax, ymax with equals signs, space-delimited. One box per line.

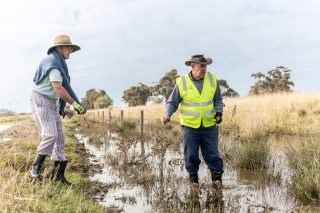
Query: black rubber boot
xmin=51 ymin=161 xmax=60 ymax=180
xmin=211 ymin=171 xmax=222 ymax=189
xmin=29 ymin=154 xmax=46 ymax=179
xmin=189 ymin=173 xmax=199 ymax=184
xmin=51 ymin=161 xmax=72 ymax=186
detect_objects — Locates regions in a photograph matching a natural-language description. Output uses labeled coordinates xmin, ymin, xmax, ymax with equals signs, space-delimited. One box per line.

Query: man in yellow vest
xmin=161 ymin=54 xmax=224 ymax=187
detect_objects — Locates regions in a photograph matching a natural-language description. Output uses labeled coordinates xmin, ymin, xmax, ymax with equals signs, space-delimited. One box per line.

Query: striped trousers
xmin=30 ymin=91 xmax=67 ymax=161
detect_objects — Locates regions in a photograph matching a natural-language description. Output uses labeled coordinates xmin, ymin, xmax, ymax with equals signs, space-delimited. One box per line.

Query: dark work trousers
xmin=182 ymin=125 xmax=223 ymax=175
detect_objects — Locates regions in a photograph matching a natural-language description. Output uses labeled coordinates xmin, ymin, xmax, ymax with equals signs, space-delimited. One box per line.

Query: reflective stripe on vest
xmin=179 ymin=110 xmax=200 ymax=117
xmin=203 ymin=109 xmax=215 ymax=116
xmin=181 ymin=76 xmax=187 ymax=91
xmin=176 ymin=72 xmax=218 ymax=128
xmin=181 ymin=100 xmax=213 ymax=107
xmin=208 ymin=73 xmax=214 ymax=87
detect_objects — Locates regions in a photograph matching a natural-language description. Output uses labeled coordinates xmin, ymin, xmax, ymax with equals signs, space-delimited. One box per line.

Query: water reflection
xmin=76 ymin=128 xmax=299 ymax=213
xmin=0 ymin=123 xmax=14 ymax=142
xmin=0 ymin=123 xmax=14 ymax=132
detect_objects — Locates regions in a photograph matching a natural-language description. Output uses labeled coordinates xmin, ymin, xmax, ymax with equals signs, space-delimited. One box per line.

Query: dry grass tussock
xmin=287 ymin=136 xmax=320 ymax=204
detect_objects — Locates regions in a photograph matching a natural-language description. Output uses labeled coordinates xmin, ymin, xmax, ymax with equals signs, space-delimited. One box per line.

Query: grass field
xmin=0 ymin=116 xmax=107 ymax=212
xmin=222 ymin=92 xmax=320 ymax=137
xmin=1 ymin=92 xmax=320 ymax=210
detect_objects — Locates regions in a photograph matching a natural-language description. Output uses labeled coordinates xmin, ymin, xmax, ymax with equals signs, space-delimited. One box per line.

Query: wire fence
xmin=86 ymin=108 xmax=320 ymax=139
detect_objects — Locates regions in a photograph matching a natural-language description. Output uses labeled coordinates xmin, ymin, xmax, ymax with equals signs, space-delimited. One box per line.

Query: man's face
xmin=60 ymin=46 xmax=73 ymax=59
xmin=191 ymin=63 xmax=207 ymax=80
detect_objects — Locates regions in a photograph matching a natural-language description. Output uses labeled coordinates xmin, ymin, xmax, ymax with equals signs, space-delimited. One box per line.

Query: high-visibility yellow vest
xmin=176 ymin=72 xmax=218 ymax=128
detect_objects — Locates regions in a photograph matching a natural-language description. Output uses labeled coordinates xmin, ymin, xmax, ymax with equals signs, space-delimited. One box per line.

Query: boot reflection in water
xmin=204 ymin=186 xmax=224 ymax=212
xmin=186 ymin=185 xmax=201 ymax=211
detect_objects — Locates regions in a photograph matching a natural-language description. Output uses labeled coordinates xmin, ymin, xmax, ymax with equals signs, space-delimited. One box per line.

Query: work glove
xmin=71 ymin=101 xmax=87 ymax=114
xmin=214 ymin=112 xmax=223 ymax=124
xmin=59 ymin=110 xmax=66 ymax=118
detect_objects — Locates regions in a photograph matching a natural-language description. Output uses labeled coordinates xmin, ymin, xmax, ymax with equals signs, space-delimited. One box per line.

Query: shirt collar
xmin=189 ymin=71 xmax=204 ymax=81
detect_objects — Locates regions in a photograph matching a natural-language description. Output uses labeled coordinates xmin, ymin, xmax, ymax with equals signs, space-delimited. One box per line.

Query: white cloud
xmin=0 ymin=0 xmax=320 ymax=112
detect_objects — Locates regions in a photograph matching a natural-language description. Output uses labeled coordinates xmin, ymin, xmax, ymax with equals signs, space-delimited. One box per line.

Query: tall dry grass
xmin=91 ymin=104 xmax=178 ymax=124
xmin=222 ymin=92 xmax=320 ymax=137
xmin=90 ymin=92 xmax=320 ymax=137
xmin=0 ymin=114 xmax=31 ymax=123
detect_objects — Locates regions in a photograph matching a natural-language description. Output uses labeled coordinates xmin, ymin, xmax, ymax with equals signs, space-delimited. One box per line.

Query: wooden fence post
xmin=108 ymin=110 xmax=112 ymax=137
xmin=102 ymin=111 xmax=105 ymax=122
xmin=120 ymin=110 xmax=124 ymax=126
xmin=140 ymin=110 xmax=144 ymax=137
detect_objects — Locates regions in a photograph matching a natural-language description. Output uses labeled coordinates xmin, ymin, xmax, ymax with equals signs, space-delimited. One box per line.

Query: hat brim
xmin=185 ymin=57 xmax=213 ymax=66
xmin=47 ymin=44 xmax=81 ymax=55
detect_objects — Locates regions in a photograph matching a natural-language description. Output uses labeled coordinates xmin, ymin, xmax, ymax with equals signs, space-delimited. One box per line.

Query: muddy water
xmin=75 ymin=131 xmax=299 ymax=213
xmin=0 ymin=123 xmax=14 ymax=142
xmin=0 ymin=123 xmax=14 ymax=132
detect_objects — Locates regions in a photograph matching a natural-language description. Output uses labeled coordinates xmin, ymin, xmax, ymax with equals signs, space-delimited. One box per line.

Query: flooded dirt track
xmin=74 ymin=122 xmax=318 ymax=213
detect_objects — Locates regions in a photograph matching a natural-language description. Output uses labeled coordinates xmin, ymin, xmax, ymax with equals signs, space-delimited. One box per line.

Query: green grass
xmin=221 ymin=134 xmax=271 ymax=171
xmin=288 ymin=138 xmax=320 ymax=204
xmin=0 ymin=117 xmax=107 ymax=212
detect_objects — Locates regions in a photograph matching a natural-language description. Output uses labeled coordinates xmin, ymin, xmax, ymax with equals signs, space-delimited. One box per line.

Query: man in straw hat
xmin=29 ymin=35 xmax=86 ymax=185
xmin=161 ymin=54 xmax=224 ymax=188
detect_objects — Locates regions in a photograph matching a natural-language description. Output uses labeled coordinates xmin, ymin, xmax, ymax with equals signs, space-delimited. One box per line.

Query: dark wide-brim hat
xmin=185 ymin=54 xmax=213 ymax=66
xmin=47 ymin=35 xmax=81 ymax=55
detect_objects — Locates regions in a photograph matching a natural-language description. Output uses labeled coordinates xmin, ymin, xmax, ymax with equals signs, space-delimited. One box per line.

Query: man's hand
xmin=161 ymin=115 xmax=170 ymax=124
xmin=59 ymin=110 xmax=66 ymax=118
xmin=71 ymin=101 xmax=86 ymax=114
xmin=214 ymin=112 xmax=223 ymax=124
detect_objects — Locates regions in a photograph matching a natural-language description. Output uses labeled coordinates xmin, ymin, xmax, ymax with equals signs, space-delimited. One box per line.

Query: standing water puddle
xmin=0 ymin=123 xmax=14 ymax=142
xmin=75 ymin=130 xmax=298 ymax=212
xmin=0 ymin=123 xmax=14 ymax=132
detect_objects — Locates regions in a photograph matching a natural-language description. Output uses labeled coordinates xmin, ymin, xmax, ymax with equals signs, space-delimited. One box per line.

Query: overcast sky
xmin=1 ymin=0 xmax=319 ymax=112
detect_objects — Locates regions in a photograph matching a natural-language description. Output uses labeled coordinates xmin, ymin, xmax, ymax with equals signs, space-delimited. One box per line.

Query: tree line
xmin=81 ymin=66 xmax=294 ymax=109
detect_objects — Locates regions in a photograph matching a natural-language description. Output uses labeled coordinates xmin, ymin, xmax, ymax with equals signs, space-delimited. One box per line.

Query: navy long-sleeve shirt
xmin=165 ymin=72 xmax=224 ymax=117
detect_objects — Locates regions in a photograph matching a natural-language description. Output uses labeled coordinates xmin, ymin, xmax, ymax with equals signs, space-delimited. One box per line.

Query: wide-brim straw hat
xmin=185 ymin=54 xmax=213 ymax=66
xmin=47 ymin=35 xmax=81 ymax=55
